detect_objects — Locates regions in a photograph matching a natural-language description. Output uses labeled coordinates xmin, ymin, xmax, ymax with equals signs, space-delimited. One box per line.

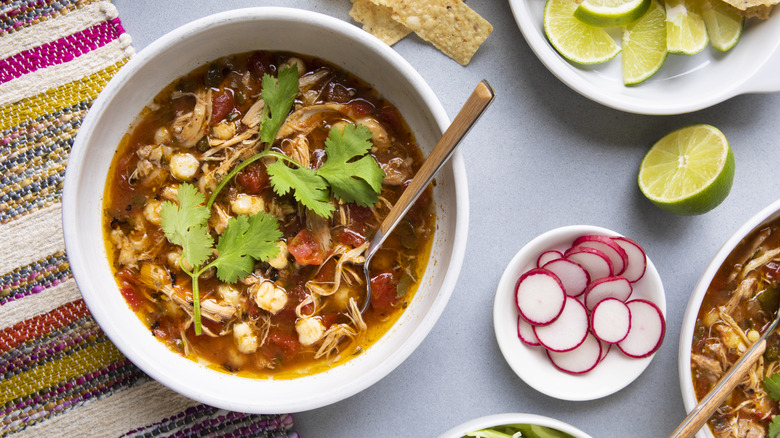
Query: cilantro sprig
xmin=160 ymin=183 xmax=281 ymax=335
xmin=764 ymin=373 xmax=780 ymax=437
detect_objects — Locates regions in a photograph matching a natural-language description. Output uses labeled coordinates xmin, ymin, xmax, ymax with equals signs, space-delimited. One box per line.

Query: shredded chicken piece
xmin=741 ymin=247 xmax=780 ymax=280
xmin=171 ymin=89 xmax=212 ymax=148
xmin=722 ymin=276 xmax=757 ymax=316
xmin=381 ymin=157 xmax=412 ymax=185
xmin=241 ymin=98 xmax=265 ymax=128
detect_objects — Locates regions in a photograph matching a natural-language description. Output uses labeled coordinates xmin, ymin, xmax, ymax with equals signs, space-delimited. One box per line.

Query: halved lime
xmin=544 ymin=0 xmax=621 ymax=64
xmin=665 ymin=0 xmax=709 ymax=54
xmin=701 ymin=0 xmax=744 ymax=51
xmin=575 ymin=0 xmax=652 ymax=27
xmin=623 ymin=0 xmax=667 ymax=85
xmin=638 ymin=124 xmax=734 ymax=215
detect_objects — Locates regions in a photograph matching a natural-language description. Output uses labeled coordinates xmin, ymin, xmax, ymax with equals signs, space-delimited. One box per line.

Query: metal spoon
xmin=668 ymin=310 xmax=780 ymax=438
xmin=360 ymin=80 xmax=496 ymax=313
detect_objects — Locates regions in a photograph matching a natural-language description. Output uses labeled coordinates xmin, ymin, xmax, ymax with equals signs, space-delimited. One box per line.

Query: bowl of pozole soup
xmin=679 ymin=198 xmax=780 ymax=437
xmin=62 ymin=7 xmax=468 ymax=413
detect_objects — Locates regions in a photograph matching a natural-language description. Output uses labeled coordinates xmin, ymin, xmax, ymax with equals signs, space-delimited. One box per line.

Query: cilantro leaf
xmin=259 ymin=66 xmax=298 ymax=144
xmin=212 ymin=212 xmax=282 ymax=283
xmin=160 ymin=183 xmax=213 ymax=268
xmin=766 ymin=373 xmax=780 ymax=401
xmin=316 ymin=123 xmax=385 ymax=207
xmin=267 ymin=160 xmax=335 ymax=218
xmin=769 ymin=416 xmax=780 ymax=438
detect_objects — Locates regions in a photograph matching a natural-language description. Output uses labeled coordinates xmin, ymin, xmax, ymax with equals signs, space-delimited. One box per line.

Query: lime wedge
xmin=702 ymin=0 xmax=744 ymax=51
xmin=575 ymin=0 xmax=652 ymax=27
xmin=544 ymin=0 xmax=621 ymax=64
xmin=665 ymin=0 xmax=709 ymax=54
xmin=638 ymin=124 xmax=734 ymax=215
xmin=623 ymin=0 xmax=667 ymax=85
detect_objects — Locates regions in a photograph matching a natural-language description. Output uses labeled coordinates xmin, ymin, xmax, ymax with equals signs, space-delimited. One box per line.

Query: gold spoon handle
xmin=376 ymin=80 xmax=495 ymax=238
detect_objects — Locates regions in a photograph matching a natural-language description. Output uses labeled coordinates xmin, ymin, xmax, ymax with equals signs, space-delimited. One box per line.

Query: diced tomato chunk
xmin=120 ymin=286 xmax=144 ymax=311
xmin=269 ymin=330 xmax=300 ymax=360
xmin=211 ymin=89 xmax=235 ymax=125
xmin=370 ymin=272 xmax=398 ymax=314
xmin=349 ymin=98 xmax=375 ymax=117
xmin=236 ymin=162 xmax=268 ymax=194
xmin=248 ymin=50 xmax=274 ymax=78
xmin=151 ymin=316 xmax=177 ymax=340
xmin=338 ymin=228 xmax=366 ymax=247
xmin=288 ymin=229 xmax=324 ymax=265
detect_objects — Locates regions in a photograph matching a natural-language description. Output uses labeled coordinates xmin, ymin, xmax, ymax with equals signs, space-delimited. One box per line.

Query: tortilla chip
xmin=370 ymin=0 xmax=493 ymax=66
xmin=349 ymin=0 xmax=411 ymax=46
xmin=718 ymin=0 xmax=777 ymax=18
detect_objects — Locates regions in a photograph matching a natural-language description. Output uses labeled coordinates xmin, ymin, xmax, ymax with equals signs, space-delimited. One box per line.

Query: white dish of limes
xmin=508 ymin=0 xmax=780 ymax=114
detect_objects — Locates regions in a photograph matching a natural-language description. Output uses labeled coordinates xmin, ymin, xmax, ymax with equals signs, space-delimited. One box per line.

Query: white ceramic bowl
xmin=62 ymin=7 xmax=468 ymax=414
xmin=494 ymin=225 xmax=666 ymax=401
xmin=437 ymin=413 xmax=593 ymax=438
xmin=508 ymin=0 xmax=780 ymax=115
xmin=678 ymin=198 xmax=780 ymax=438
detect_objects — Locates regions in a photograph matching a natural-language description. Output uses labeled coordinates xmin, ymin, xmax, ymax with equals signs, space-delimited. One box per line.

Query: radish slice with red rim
xmin=515 ymin=268 xmax=566 ymax=326
xmin=572 ymin=235 xmax=629 ymax=276
xmin=617 ymin=299 xmax=665 ymax=358
xmin=598 ymin=339 xmax=612 ymax=363
xmin=547 ymin=332 xmax=602 ymax=375
xmin=533 ymin=296 xmax=589 ymax=352
xmin=590 ymin=298 xmax=631 ymax=344
xmin=537 ymin=250 xmax=563 ymax=268
xmin=517 ymin=315 xmax=540 ymax=346
xmin=583 ymin=276 xmax=632 ymax=310
xmin=565 ymin=247 xmax=613 ymax=280
xmin=612 ymin=237 xmax=647 ymax=283
xmin=542 ymin=258 xmax=590 ymax=297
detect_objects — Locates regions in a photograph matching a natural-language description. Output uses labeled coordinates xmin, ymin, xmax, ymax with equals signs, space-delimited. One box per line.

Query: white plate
xmin=493 ymin=225 xmax=666 ymax=401
xmin=437 ymin=413 xmax=593 ymax=438
xmin=508 ymin=0 xmax=780 ymax=114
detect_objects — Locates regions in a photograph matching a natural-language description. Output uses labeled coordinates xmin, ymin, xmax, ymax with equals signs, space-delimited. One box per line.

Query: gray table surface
xmin=111 ymin=1 xmax=780 ymax=437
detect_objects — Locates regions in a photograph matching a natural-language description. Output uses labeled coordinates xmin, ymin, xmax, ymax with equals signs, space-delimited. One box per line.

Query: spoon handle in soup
xmin=668 ymin=330 xmax=770 ymax=438
xmin=374 ymin=80 xmax=495 ymax=241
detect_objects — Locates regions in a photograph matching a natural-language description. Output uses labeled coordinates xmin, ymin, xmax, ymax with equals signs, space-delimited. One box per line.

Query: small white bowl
xmin=437 ymin=413 xmax=593 ymax=438
xmin=494 ymin=225 xmax=666 ymax=401
xmin=508 ymin=0 xmax=780 ymax=115
xmin=678 ymin=198 xmax=780 ymax=438
xmin=62 ymin=7 xmax=468 ymax=414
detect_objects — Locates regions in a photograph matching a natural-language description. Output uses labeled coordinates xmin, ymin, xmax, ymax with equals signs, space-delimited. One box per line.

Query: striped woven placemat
xmin=0 ymin=2 xmax=297 ymax=436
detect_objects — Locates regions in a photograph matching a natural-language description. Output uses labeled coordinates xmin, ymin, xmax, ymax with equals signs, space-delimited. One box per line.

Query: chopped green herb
xmin=259 ymin=66 xmax=298 ymax=144
xmin=766 ymin=373 xmax=780 ymax=401
xmin=317 ymin=123 xmax=385 ymax=207
xmin=769 ymin=416 xmax=780 ymax=438
xmin=160 ymin=184 xmax=213 ymax=268
xmin=159 ymin=183 xmax=281 ymax=334
xmin=212 ymin=213 xmax=282 ymax=283
xmin=267 ymin=160 xmax=334 ymax=218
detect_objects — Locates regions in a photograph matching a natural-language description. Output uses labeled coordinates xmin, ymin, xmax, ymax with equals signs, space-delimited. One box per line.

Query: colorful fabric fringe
xmin=0 ymin=2 xmax=298 ymax=436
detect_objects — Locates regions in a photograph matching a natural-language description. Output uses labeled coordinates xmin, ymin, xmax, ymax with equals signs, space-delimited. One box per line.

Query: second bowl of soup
xmin=679 ymin=198 xmax=780 ymax=437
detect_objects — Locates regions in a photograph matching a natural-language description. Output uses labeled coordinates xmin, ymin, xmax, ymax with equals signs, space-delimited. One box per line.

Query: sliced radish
xmin=583 ymin=276 xmax=633 ymax=310
xmin=612 ymin=237 xmax=647 ymax=283
xmin=590 ymin=298 xmax=631 ymax=344
xmin=537 ymin=250 xmax=563 ymax=268
xmin=565 ymin=247 xmax=613 ymax=281
xmin=515 ymin=268 xmax=566 ymax=326
xmin=533 ymin=296 xmax=589 ymax=352
xmin=542 ymin=258 xmax=590 ymax=297
xmin=572 ymin=235 xmax=629 ymax=276
xmin=598 ymin=339 xmax=612 ymax=363
xmin=617 ymin=299 xmax=665 ymax=358
xmin=517 ymin=315 xmax=540 ymax=346
xmin=547 ymin=332 xmax=602 ymax=375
